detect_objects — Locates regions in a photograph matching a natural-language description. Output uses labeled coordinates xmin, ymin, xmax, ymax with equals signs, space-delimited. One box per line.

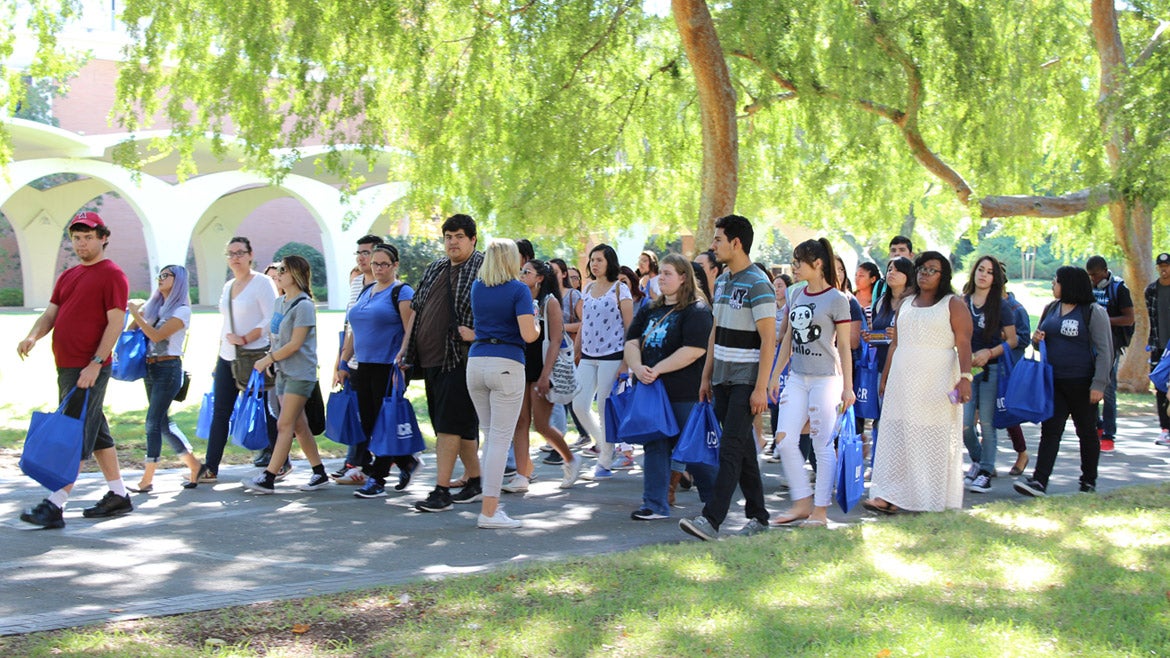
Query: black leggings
xmin=206 ymin=357 xmax=278 ymax=473
xmin=1033 ymin=377 xmax=1100 ymax=488
xmin=352 ymin=362 xmax=417 ymax=481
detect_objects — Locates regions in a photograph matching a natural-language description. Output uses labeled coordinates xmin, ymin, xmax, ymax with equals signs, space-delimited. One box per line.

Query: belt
xmin=145 ymin=355 xmax=181 ymax=364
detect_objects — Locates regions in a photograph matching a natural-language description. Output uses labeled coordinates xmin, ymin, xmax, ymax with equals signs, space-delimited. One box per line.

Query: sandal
xmin=127 ymin=483 xmax=153 ymax=494
xmin=862 ymin=499 xmax=901 ymax=515
xmin=770 ymin=513 xmax=811 ymax=526
xmin=1009 ymin=452 xmax=1029 ymax=477
xmin=798 ymin=518 xmax=828 ymax=528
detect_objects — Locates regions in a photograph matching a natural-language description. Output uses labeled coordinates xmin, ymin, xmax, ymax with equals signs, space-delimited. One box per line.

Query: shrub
xmin=0 ymin=288 xmax=23 ymax=306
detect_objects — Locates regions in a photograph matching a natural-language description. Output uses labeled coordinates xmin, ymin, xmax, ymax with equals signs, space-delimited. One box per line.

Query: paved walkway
xmin=1 ymin=413 xmax=1166 ymax=636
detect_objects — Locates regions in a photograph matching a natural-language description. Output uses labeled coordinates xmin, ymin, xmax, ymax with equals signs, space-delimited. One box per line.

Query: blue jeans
xmin=642 ymin=400 xmax=718 ymax=516
xmin=1097 ymin=349 xmax=1121 ymax=438
xmin=962 ymin=366 xmax=999 ymax=474
xmin=143 ymin=359 xmax=193 ymax=461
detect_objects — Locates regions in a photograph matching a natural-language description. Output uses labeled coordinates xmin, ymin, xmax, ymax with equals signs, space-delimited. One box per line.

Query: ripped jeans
xmin=774 ymin=371 xmax=843 ymax=508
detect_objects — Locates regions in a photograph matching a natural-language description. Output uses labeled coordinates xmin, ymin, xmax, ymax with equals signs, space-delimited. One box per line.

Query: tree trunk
xmin=673 ymin=0 xmax=737 ymax=251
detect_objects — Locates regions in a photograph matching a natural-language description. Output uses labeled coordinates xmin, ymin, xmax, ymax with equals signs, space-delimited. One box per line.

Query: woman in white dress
xmin=866 ymin=251 xmax=973 ymax=514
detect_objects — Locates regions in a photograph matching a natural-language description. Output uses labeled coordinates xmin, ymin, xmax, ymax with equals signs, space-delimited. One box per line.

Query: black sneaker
xmin=252 ymin=449 xmax=273 ymax=468
xmin=20 ymin=498 xmax=65 ymax=529
xmin=451 ymin=481 xmax=483 ymax=504
xmin=330 ymin=463 xmax=353 ymax=479
xmin=543 ymin=451 xmax=565 ymax=465
xmin=503 ymin=467 xmax=517 ymax=479
xmin=415 ymin=487 xmax=453 ymax=513
xmin=631 ymin=507 xmax=669 ymax=521
xmin=299 ymin=472 xmax=331 ymax=491
xmin=396 ymin=458 xmax=420 ymax=491
xmin=1013 ymin=476 xmax=1047 ymax=497
xmin=1079 ymin=481 xmax=1096 ymax=493
xmin=81 ymin=491 xmax=134 ymax=518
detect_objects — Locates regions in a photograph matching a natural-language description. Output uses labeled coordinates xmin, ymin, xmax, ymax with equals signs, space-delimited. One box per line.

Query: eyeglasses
xmin=158 ymin=272 xmax=174 ymax=281
xmin=354 ymin=250 xmax=373 ymax=257
xmin=226 ymin=250 xmax=250 ymax=258
xmin=790 ymin=260 xmax=805 ymax=269
xmin=371 ymin=261 xmax=395 ymax=269
xmin=520 ymin=268 xmax=535 ymax=276
xmin=917 ymin=266 xmax=942 ymax=276
xmin=277 ymin=266 xmax=287 ymax=274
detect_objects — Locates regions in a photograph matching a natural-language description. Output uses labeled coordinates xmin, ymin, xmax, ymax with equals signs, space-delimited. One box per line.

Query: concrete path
xmin=1 ymin=413 xmax=1166 ymax=636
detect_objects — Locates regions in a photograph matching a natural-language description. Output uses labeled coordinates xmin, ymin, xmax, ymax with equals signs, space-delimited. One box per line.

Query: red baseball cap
xmin=69 ymin=211 xmax=106 ymax=229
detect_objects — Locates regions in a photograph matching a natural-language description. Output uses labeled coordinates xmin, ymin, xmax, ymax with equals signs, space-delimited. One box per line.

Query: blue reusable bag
xmin=195 ymin=381 xmax=215 ymax=440
xmin=853 ymin=342 xmax=881 ymax=419
xmin=111 ymin=323 xmax=148 ymax=382
xmin=672 ymin=401 xmax=721 ymax=467
xmin=618 ymin=379 xmax=679 ymax=444
xmin=325 ymin=381 xmax=365 ymax=446
xmin=1150 ymin=348 xmax=1170 ymax=393
xmin=370 ymin=370 xmax=425 ymax=457
xmin=603 ymin=374 xmax=634 ymax=444
xmin=833 ymin=407 xmax=864 ymax=513
xmin=1003 ymin=342 xmax=1054 ymax=424
xmin=20 ymin=388 xmax=88 ymax=491
xmin=229 ymin=370 xmax=269 ymax=450
xmin=993 ymin=341 xmax=1029 ymax=429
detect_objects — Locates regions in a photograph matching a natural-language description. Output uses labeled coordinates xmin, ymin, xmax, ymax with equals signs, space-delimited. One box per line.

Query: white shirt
xmin=218 ymin=272 xmax=279 ymax=360
xmin=150 ymin=306 xmax=192 ymax=357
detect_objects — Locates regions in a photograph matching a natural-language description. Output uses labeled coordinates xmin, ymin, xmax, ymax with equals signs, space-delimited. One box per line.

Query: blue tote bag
xmin=603 ymin=374 xmax=634 ymax=444
xmin=20 ymin=388 xmax=88 ymax=491
xmin=325 ymin=381 xmax=365 ymax=446
xmin=195 ymin=381 xmax=215 ymax=440
xmin=833 ymin=407 xmax=864 ymax=513
xmin=853 ymin=342 xmax=881 ymax=419
xmin=1003 ymin=342 xmax=1054 ymax=424
xmin=370 ymin=370 xmax=425 ymax=457
xmin=111 ymin=321 xmax=148 ymax=382
xmin=229 ymin=369 xmax=269 ymax=450
xmin=1150 ymin=348 xmax=1170 ymax=393
xmin=618 ymin=379 xmax=679 ymax=444
xmin=993 ymin=341 xmax=1029 ymax=429
xmin=672 ymin=401 xmax=721 ymax=467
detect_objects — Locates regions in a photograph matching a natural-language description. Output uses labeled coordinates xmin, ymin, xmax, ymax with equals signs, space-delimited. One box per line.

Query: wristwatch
xmin=91 ymin=355 xmax=103 ymax=364
xmin=960 ymin=372 xmax=974 ymax=381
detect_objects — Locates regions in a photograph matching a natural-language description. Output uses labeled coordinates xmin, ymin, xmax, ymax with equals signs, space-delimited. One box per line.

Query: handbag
xmin=325 ymin=381 xmax=365 ymax=445
xmin=1150 ymin=347 xmax=1170 ymax=393
xmin=993 ymin=341 xmax=1029 ymax=429
xmin=672 ymin=400 xmax=721 ymax=467
xmin=370 ymin=369 xmax=426 ymax=457
xmin=541 ymin=300 xmax=580 ymax=404
xmin=853 ymin=342 xmax=881 ymax=419
xmin=603 ymin=374 xmax=634 ymax=444
xmin=833 ymin=407 xmax=864 ymax=513
xmin=195 ymin=381 xmax=215 ymax=440
xmin=111 ymin=313 xmax=148 ymax=382
xmin=1003 ymin=342 xmax=1054 ymax=424
xmin=618 ymin=379 xmax=679 ymax=443
xmin=227 ymin=288 xmax=275 ymax=390
xmin=305 ymin=381 xmax=326 ymax=436
xmin=20 ymin=387 xmax=88 ymax=491
xmin=229 ymin=369 xmax=270 ymax=450
xmin=173 ymin=370 xmax=192 ymax=402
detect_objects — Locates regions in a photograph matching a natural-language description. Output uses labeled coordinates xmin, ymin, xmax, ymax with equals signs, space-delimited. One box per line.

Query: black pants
xmin=1154 ymin=361 xmax=1170 ymax=430
xmin=206 ymin=357 xmax=278 ymax=473
xmin=701 ymin=383 xmax=769 ymax=530
xmin=352 ymin=362 xmax=415 ymax=481
xmin=1033 ymin=377 xmax=1100 ymax=488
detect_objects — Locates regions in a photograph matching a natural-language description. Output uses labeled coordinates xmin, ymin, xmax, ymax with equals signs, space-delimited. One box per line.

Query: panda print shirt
xmin=787 ymin=285 xmax=852 ymax=376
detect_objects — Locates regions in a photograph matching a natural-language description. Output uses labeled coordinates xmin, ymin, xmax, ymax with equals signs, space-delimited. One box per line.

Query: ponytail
xmin=793 ymin=238 xmax=838 ymax=287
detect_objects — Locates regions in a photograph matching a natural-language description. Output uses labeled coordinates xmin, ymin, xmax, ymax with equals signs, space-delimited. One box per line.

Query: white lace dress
xmin=870 ymin=294 xmax=964 ymax=512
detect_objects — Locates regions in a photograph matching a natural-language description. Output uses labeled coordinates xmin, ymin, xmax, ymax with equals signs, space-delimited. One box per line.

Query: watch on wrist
xmin=960 ymin=372 xmax=974 ymax=381
xmin=91 ymin=355 xmax=103 ymax=364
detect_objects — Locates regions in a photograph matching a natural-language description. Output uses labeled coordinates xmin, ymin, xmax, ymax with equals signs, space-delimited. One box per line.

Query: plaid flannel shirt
xmin=406 ymin=250 xmax=483 ymax=372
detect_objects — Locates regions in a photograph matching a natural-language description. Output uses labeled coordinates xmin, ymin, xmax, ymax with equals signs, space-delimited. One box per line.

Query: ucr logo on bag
xmin=397 ymin=423 xmax=413 ymax=438
xmin=856 ymin=387 xmax=869 ymax=402
xmin=705 ymin=430 xmax=719 ymax=448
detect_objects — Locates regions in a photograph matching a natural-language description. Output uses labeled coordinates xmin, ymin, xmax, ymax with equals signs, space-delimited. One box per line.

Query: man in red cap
xmin=16 ymin=211 xmax=134 ymax=528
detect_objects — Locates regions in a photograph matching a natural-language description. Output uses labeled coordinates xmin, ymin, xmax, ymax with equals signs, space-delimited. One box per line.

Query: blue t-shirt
xmin=346 ymin=282 xmax=415 ymax=364
xmin=966 ymin=295 xmax=1017 ymax=360
xmin=469 ymin=279 xmax=535 ymax=363
xmin=1039 ymin=303 xmax=1095 ymax=379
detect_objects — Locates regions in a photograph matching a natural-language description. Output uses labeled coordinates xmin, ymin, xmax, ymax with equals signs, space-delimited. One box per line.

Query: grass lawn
xmin=0 ymin=309 xmax=437 ymax=473
xmin=1 ymin=484 xmax=1167 ymax=656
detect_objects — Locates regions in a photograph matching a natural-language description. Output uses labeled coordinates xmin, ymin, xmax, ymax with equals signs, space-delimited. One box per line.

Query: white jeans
xmin=775 ymin=372 xmax=843 ymax=507
xmin=571 ymin=358 xmax=623 ymax=470
xmin=466 ymin=356 xmax=526 ymax=498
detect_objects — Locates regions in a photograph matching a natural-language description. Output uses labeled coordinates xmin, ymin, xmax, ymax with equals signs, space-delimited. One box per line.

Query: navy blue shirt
xmin=1039 ymin=304 xmax=1095 ymax=380
xmin=966 ymin=295 xmax=1017 ymax=361
xmin=469 ymin=279 xmax=534 ymax=364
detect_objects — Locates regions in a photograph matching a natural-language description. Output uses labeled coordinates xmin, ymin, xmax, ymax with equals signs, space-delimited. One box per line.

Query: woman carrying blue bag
xmin=624 ymin=253 xmax=716 ymax=520
xmin=126 ymin=265 xmax=202 ymax=492
xmin=1014 ymin=267 xmax=1113 ymax=497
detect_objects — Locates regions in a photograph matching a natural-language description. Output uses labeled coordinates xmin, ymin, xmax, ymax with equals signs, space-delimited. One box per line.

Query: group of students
xmin=15 ymin=210 xmax=1162 ymax=535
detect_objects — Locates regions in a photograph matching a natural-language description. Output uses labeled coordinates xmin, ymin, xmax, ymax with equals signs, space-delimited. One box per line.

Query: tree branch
xmin=978 ymin=186 xmax=1114 ymax=218
xmin=1133 ymin=20 xmax=1169 ymax=68
xmin=857 ymin=2 xmax=923 ymax=128
xmin=561 ymin=0 xmax=639 ymax=91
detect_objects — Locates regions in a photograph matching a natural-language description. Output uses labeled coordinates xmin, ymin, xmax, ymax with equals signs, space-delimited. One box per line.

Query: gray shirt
xmin=272 ymin=293 xmax=317 ymax=382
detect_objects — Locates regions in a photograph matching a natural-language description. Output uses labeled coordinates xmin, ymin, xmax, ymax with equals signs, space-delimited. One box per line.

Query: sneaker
xmin=241 ymin=474 xmax=275 ymax=494
xmin=612 ymin=454 xmax=636 ymax=470
xmin=274 ymin=462 xmax=294 ymax=482
xmin=737 ymin=518 xmax=769 ymax=537
xmin=580 ymin=445 xmax=600 ymax=457
xmin=501 ymin=474 xmax=530 ymax=493
xmin=1100 ymin=438 xmax=1115 ymax=453
xmin=395 ymin=459 xmax=420 ymax=491
xmin=81 ymin=491 xmax=134 ymax=518
xmin=299 ymin=472 xmax=331 ymax=491
xmin=478 ymin=508 xmax=522 ymax=529
xmin=1079 ymin=481 xmax=1097 ymax=493
xmin=330 ymin=463 xmax=353 ymax=479
xmin=504 ymin=467 xmax=517 ymax=479
xmin=543 ymin=451 xmax=565 ymax=466
xmin=1155 ymin=430 xmax=1170 ymax=446
xmin=20 ymin=499 xmax=65 ymax=529
xmin=252 ymin=449 xmax=273 ymax=468
xmin=679 ymin=515 xmax=719 ymax=542
xmin=539 ymin=443 xmax=555 ymax=453
xmin=451 ymin=482 xmax=483 ymax=504
xmin=582 ymin=466 xmax=613 ymax=481
xmin=354 ymin=479 xmax=387 ymax=498
xmin=415 ymin=487 xmax=453 ymax=512
xmin=334 ymin=467 xmax=367 ymax=485
xmin=560 ymin=456 xmax=585 ymax=489
xmin=571 ymin=435 xmax=592 ymax=449
xmin=966 ymin=472 xmax=992 ymax=493
xmin=631 ymin=507 xmax=669 ymax=521
xmin=963 ymin=463 xmax=980 ymax=483
xmin=1013 ymin=476 xmax=1047 ymax=497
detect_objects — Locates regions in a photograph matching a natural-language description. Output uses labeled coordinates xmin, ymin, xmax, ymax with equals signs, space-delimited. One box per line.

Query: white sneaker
xmin=334 ymin=467 xmax=366 ymax=485
xmin=963 ymin=463 xmax=980 ymax=483
xmin=1155 ymin=430 xmax=1170 ymax=446
xmin=560 ymin=455 xmax=585 ymax=489
xmin=477 ymin=508 xmax=521 ymax=529
xmin=501 ymin=474 xmax=530 ymax=493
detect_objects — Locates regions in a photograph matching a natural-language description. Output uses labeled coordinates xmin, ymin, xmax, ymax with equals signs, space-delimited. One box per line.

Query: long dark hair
xmin=910 ymin=251 xmax=954 ymax=304
xmin=529 ymin=259 xmax=562 ymax=306
xmin=1054 ymin=266 xmax=1095 ymax=305
xmin=962 ymin=255 xmax=1007 ymax=342
xmin=620 ymin=265 xmax=644 ymax=303
xmin=877 ymin=257 xmax=913 ymax=318
xmin=588 ymin=244 xmax=620 ymax=282
xmin=792 ymin=238 xmax=838 ymax=289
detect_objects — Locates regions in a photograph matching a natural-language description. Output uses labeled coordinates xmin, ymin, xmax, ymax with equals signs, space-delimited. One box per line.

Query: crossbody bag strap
xmin=227 ymin=281 xmax=241 ymax=361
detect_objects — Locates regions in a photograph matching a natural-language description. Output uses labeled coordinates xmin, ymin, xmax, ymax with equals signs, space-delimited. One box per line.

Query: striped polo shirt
xmin=711 ymin=266 xmax=776 ymax=386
